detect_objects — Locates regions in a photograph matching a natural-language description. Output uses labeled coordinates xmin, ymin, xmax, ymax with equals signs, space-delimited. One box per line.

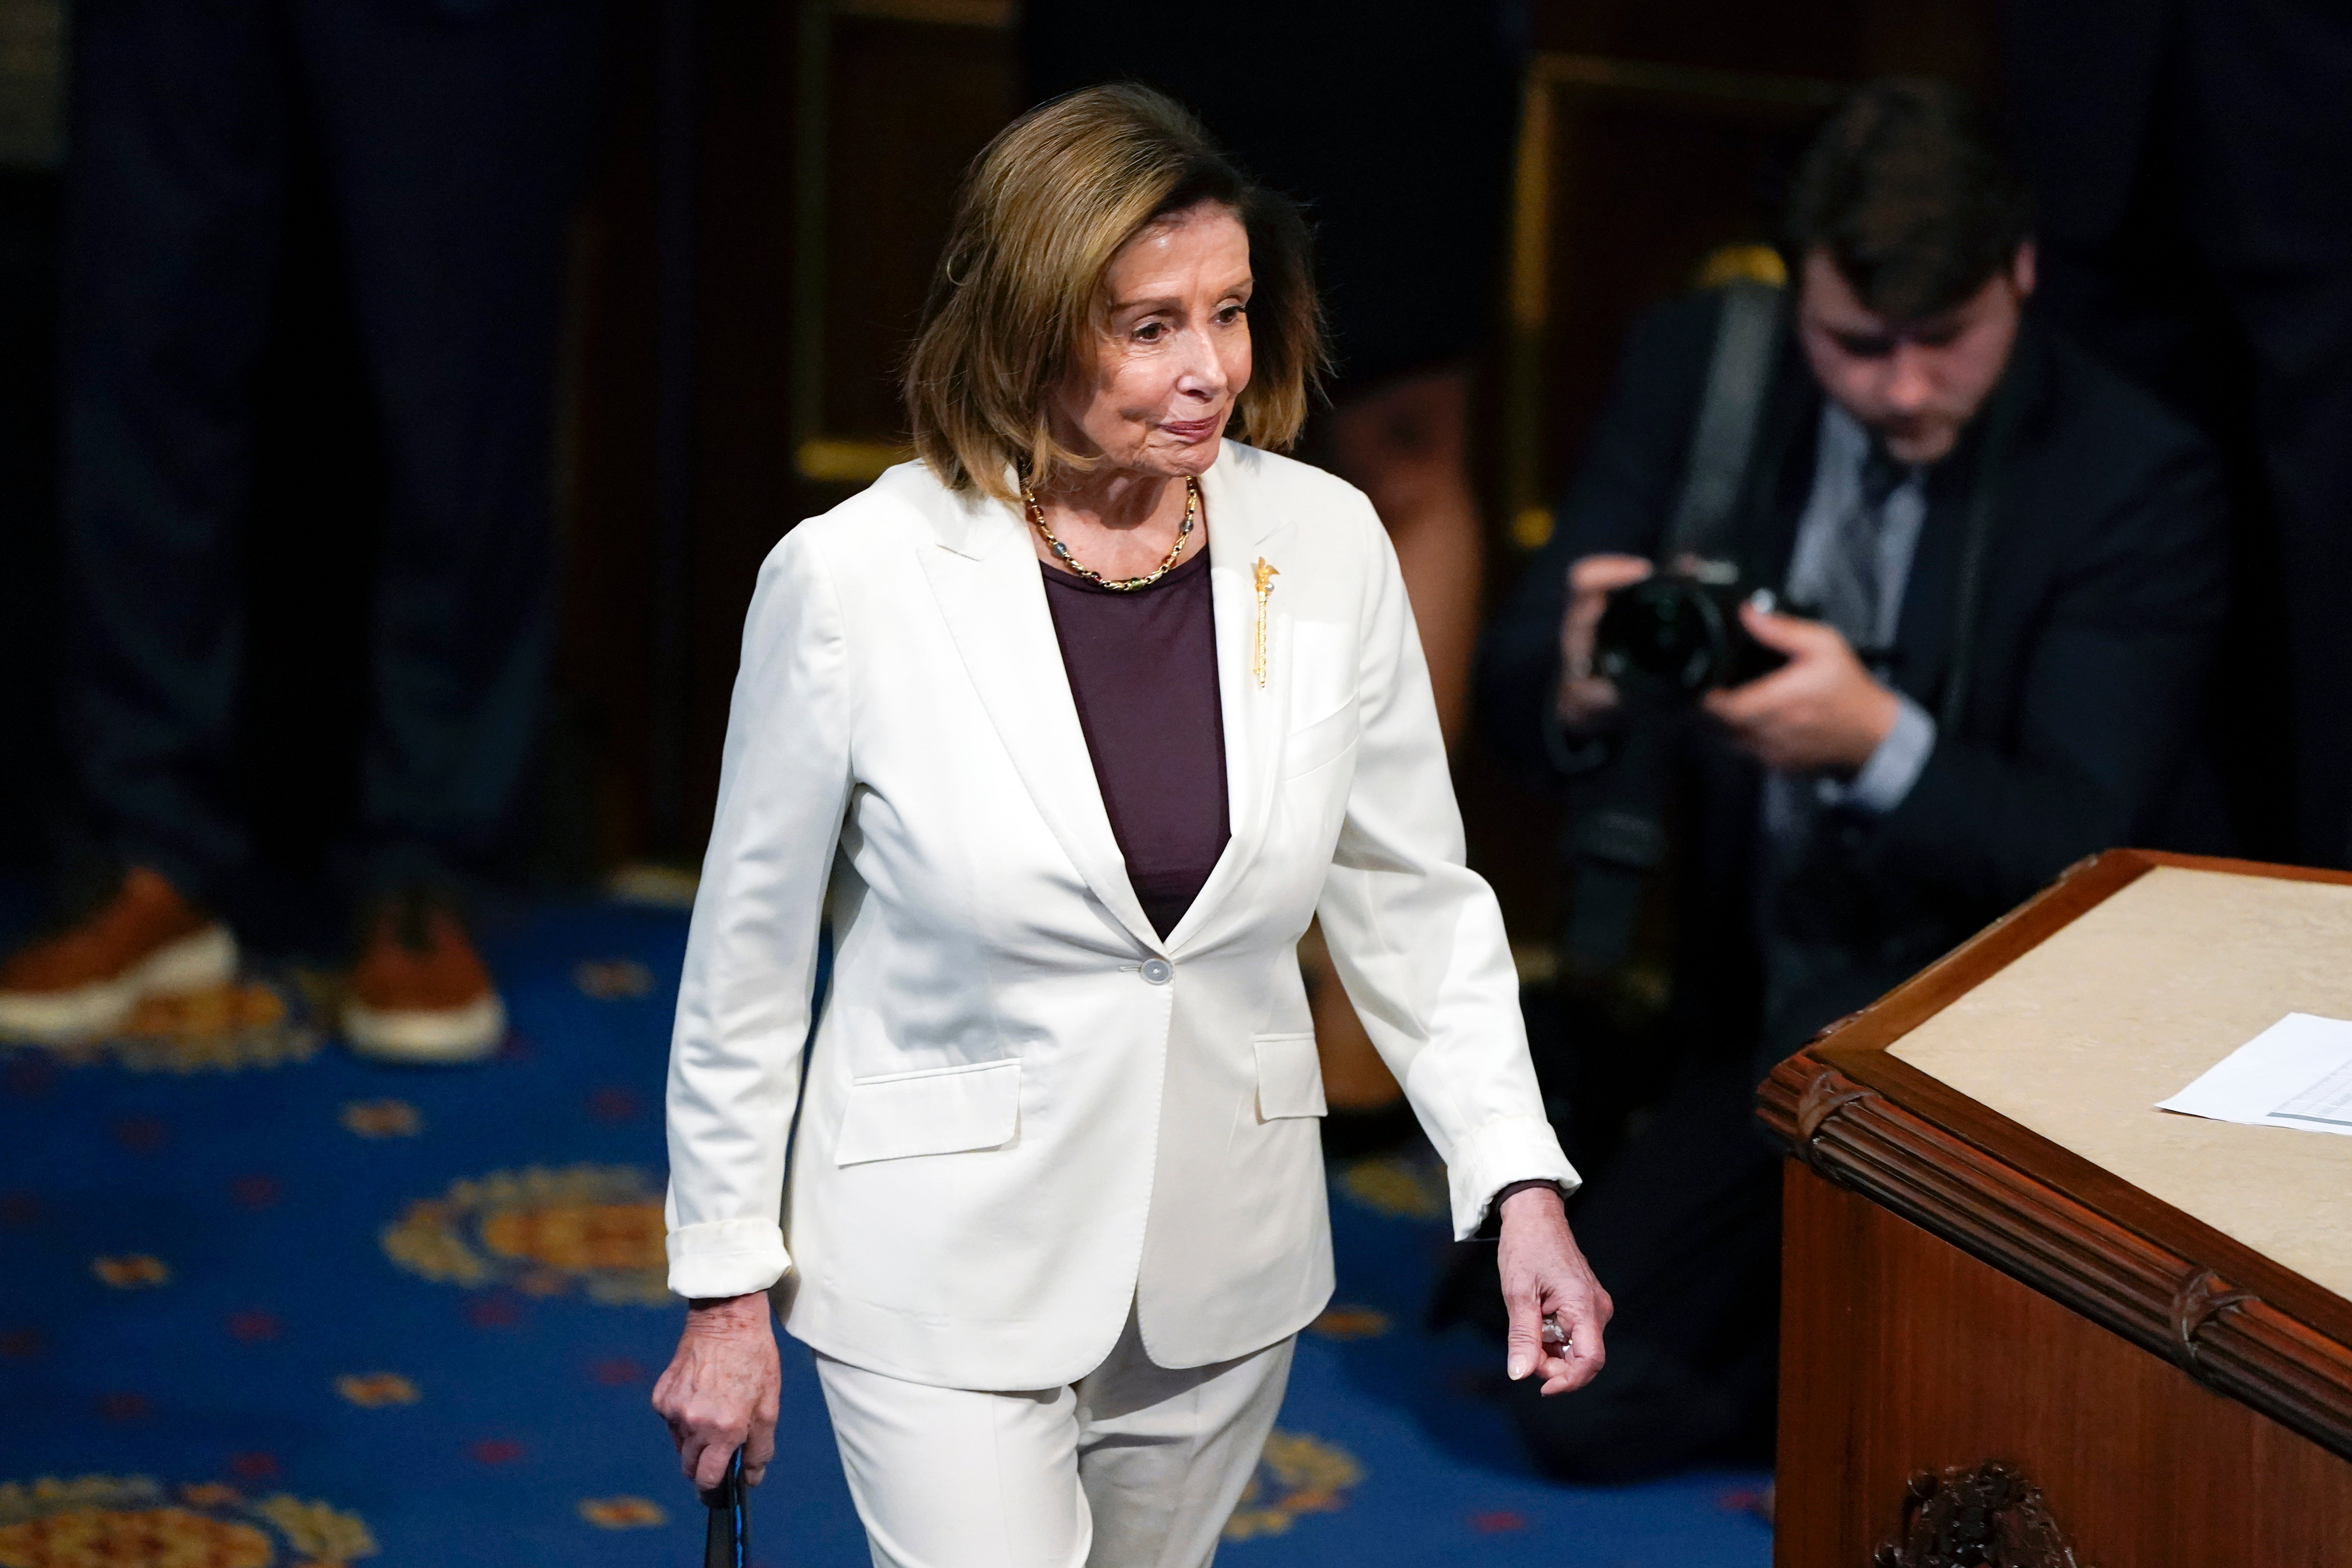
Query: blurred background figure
xmin=1472 ymin=79 xmax=2226 ymax=1481
xmin=1023 ymin=0 xmax=1527 ymax=1148
xmin=2003 ymin=0 xmax=2352 ymax=870
xmin=0 ymin=0 xmax=602 ymax=1061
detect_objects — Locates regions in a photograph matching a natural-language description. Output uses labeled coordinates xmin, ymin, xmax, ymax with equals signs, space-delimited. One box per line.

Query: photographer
xmin=1476 ymin=80 xmax=2227 ymax=1479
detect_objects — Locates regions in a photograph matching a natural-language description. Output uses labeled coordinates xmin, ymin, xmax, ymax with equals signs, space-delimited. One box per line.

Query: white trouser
xmin=813 ymin=1309 xmax=1296 ymax=1568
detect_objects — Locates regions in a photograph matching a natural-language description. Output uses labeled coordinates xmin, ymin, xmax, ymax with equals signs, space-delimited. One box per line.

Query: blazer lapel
xmin=915 ymin=484 xmax=1165 ymax=954
xmin=1890 ymin=326 xmax=2045 ymax=716
xmin=1889 ymin=473 xmax=1964 ymax=708
xmin=1891 ymin=331 xmax=2041 ymax=724
xmin=1164 ymin=447 xmax=1292 ymax=953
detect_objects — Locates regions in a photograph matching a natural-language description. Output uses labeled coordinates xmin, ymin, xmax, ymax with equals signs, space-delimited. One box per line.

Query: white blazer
xmin=663 ymin=441 xmax=1576 ymax=1391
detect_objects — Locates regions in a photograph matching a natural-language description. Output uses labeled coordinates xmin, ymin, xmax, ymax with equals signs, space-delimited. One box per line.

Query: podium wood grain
xmin=1758 ymin=850 xmax=2352 ymax=1566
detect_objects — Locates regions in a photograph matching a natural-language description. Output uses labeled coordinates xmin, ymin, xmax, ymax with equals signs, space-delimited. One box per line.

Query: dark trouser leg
xmin=2225 ymin=271 xmax=2352 ymax=867
xmin=2037 ymin=216 xmax=2352 ymax=869
xmin=293 ymin=0 xmax=600 ymax=896
xmin=60 ymin=0 xmax=289 ymax=901
xmin=1508 ymin=1049 xmax=1783 ymax=1481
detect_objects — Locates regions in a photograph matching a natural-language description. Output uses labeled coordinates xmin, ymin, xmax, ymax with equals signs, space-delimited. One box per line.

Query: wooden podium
xmin=1758 ymin=850 xmax=2352 ymax=1565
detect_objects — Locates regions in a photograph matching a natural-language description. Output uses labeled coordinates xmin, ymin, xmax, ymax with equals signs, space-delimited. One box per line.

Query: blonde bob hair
xmin=905 ymin=84 xmax=1325 ymax=504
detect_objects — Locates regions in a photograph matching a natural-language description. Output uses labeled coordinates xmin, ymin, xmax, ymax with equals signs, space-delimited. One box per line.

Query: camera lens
xmin=1595 ymin=577 xmax=1732 ymax=695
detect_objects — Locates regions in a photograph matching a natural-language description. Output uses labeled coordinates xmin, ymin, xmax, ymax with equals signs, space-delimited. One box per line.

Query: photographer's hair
xmin=1781 ymin=78 xmax=2033 ymax=322
xmin=904 ymin=83 xmax=1325 ymax=504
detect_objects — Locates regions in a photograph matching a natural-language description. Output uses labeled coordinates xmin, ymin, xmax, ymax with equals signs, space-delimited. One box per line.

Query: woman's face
xmin=1052 ymin=200 xmax=1254 ymax=484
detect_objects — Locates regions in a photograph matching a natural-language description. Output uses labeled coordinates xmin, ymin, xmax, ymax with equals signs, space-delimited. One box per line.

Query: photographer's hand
xmin=1557 ymin=554 xmax=1653 ymax=729
xmin=1705 ymin=606 xmax=1898 ymax=773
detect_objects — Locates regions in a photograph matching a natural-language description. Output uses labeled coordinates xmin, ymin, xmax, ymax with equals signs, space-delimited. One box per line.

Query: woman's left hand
xmin=1495 ymin=1185 xmax=1613 ymax=1396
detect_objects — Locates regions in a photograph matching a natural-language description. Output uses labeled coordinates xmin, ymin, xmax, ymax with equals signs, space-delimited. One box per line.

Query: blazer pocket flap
xmin=1280 ymin=702 xmax=1359 ymax=779
xmin=1254 ymin=1032 xmax=1328 ymax=1120
xmin=835 ymin=1060 xmax=1022 ymax=1166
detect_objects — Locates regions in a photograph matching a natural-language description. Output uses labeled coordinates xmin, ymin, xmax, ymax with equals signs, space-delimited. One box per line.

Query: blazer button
xmin=1140 ymin=958 xmax=1174 ymax=986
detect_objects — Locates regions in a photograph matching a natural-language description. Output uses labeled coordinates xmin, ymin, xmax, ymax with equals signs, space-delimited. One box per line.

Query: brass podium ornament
xmin=1252 ymin=558 xmax=1279 ymax=687
xmin=1874 ymin=1461 xmax=2088 ymax=1568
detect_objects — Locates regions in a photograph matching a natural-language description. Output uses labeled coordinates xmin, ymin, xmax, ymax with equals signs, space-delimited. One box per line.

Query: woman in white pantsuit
xmin=653 ymin=84 xmax=1613 ymax=1567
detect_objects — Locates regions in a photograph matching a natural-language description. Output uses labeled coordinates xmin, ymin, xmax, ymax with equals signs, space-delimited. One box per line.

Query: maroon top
xmin=1041 ymin=544 xmax=1229 ymax=939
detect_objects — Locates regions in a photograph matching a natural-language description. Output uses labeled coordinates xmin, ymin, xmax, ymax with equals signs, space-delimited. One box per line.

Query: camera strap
xmin=1666 ymin=279 xmax=1783 ymax=563
xmin=1558 ymin=712 xmax=1680 ymax=978
xmin=1558 ymin=283 xmax=1784 ymax=989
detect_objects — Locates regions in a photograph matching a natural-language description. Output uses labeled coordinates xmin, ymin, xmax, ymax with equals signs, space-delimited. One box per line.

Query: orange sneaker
xmin=0 ymin=867 xmax=238 ymax=1044
xmin=342 ymin=893 xmax=507 ymax=1064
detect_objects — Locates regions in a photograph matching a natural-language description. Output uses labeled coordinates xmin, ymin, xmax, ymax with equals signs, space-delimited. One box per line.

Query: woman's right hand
xmin=1556 ymin=554 xmax=1654 ymax=730
xmin=653 ymin=1292 xmax=781 ymax=1496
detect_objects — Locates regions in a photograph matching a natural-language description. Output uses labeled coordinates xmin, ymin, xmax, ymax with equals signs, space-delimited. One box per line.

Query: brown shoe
xmin=343 ymin=893 xmax=507 ymax=1064
xmin=0 ymin=867 xmax=238 ymax=1044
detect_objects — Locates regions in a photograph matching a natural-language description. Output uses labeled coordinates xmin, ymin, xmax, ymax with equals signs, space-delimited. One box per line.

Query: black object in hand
xmin=704 ymin=1447 xmax=748 ymax=1568
xmin=1594 ymin=564 xmax=1790 ymax=700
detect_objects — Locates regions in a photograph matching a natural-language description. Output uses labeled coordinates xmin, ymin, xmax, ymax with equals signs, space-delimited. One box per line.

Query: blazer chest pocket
xmin=1254 ymin=1032 xmax=1327 ymax=1120
xmin=835 ymin=1060 xmax=1021 ymax=1166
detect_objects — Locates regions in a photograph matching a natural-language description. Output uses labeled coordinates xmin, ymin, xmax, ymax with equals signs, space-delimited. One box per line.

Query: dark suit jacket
xmin=1480 ymin=291 xmax=2229 ymax=1062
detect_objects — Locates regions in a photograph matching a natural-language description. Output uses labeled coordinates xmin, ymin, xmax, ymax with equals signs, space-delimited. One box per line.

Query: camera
xmin=1592 ymin=560 xmax=1789 ymax=700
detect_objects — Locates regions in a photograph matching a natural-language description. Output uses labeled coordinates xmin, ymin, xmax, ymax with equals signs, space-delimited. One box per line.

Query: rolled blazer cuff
xmin=665 ymin=1218 xmax=791 ymax=1301
xmin=1443 ymin=1115 xmax=1580 ymax=1242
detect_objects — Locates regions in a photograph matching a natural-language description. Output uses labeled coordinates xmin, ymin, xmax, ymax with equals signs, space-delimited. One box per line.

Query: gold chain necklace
xmin=1025 ymin=476 xmax=1199 ymax=592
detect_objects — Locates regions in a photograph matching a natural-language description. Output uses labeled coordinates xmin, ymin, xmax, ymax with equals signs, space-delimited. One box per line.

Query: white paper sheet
xmin=2157 ymin=1012 xmax=2352 ymax=1137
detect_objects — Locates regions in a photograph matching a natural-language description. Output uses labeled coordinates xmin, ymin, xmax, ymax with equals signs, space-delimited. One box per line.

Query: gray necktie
xmin=1815 ymin=445 xmax=1909 ymax=657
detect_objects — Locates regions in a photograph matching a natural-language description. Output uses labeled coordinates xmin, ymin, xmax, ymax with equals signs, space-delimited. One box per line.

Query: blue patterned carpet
xmin=0 ymin=890 xmax=1771 ymax=1566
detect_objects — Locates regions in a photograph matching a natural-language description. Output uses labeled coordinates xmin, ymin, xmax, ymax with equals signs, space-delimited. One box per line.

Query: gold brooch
xmin=1252 ymin=558 xmax=1279 ymax=687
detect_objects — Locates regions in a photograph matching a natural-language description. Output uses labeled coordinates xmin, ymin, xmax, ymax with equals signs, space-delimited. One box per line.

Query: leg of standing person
xmin=2035 ymin=207 xmax=2352 ymax=877
xmin=0 ymin=0 xmax=287 ymax=1042
xmin=816 ymin=1309 xmax=1293 ymax=1568
xmin=2225 ymin=271 xmax=2352 ymax=867
xmin=292 ymin=0 xmax=603 ymax=1061
xmin=2010 ymin=0 xmax=2352 ymax=868
xmin=2158 ymin=0 xmax=2352 ymax=869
